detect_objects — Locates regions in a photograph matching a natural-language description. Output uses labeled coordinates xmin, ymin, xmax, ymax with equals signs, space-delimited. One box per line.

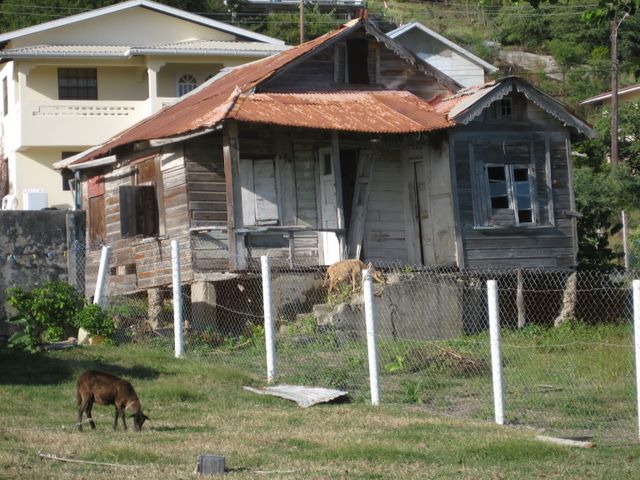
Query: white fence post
xmin=93 ymin=245 xmax=111 ymax=306
xmin=261 ymin=255 xmax=276 ymax=382
xmin=172 ymin=240 xmax=183 ymax=359
xmin=487 ymin=279 xmax=505 ymax=425
xmin=363 ymin=269 xmax=380 ymax=406
xmin=633 ymin=280 xmax=640 ymax=440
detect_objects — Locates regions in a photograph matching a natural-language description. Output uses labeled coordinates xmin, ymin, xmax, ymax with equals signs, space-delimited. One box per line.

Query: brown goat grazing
xmin=324 ymin=259 xmax=385 ymax=294
xmin=76 ymin=370 xmax=149 ymax=432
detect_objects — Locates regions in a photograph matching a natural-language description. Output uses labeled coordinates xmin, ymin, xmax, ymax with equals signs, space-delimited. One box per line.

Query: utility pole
xmin=610 ymin=12 xmax=629 ymax=165
xmin=610 ymin=15 xmax=619 ymax=164
xmin=299 ymin=0 xmax=304 ymax=45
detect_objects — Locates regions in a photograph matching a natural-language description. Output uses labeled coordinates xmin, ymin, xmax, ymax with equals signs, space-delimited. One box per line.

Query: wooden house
xmin=387 ymin=21 xmax=498 ymax=87
xmin=55 ymin=16 xmax=594 ymax=304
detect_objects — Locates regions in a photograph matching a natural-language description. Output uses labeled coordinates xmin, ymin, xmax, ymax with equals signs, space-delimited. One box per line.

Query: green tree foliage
xmin=5 ymin=281 xmax=114 ymax=351
xmin=573 ymin=100 xmax=640 ymax=269
xmin=6 ymin=281 xmax=86 ymax=351
xmin=573 ymin=164 xmax=640 ymax=270
xmin=252 ymin=5 xmax=341 ymax=45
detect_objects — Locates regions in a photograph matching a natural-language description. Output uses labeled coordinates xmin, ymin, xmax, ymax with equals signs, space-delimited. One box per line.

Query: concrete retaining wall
xmin=0 ymin=210 xmax=85 ymax=334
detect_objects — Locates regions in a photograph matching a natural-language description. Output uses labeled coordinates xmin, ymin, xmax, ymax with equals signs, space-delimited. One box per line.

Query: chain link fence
xmin=81 ymin=242 xmax=637 ymax=444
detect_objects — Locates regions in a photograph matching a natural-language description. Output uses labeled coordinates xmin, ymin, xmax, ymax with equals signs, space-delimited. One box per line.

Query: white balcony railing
xmin=19 ymin=100 xmax=149 ymax=147
xmin=33 ymin=104 xmax=138 ymax=118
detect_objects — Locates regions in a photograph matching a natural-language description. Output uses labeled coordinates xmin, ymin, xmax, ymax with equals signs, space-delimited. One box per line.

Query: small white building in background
xmin=0 ymin=0 xmax=287 ymax=210
xmin=387 ymin=21 xmax=498 ymax=88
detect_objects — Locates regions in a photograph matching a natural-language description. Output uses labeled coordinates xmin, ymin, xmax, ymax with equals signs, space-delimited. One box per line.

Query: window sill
xmin=131 ymin=235 xmax=167 ymax=244
xmin=473 ymin=224 xmax=556 ymax=232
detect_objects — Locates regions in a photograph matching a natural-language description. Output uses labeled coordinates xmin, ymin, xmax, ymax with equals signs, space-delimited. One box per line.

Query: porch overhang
xmin=228 ymin=91 xmax=453 ymax=133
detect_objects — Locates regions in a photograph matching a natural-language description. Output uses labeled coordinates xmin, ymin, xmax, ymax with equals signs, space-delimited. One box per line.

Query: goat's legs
xmin=120 ymin=408 xmax=127 ymax=431
xmin=113 ymin=407 xmax=119 ymax=430
xmin=85 ymin=400 xmax=96 ymax=430
xmin=77 ymin=397 xmax=94 ymax=432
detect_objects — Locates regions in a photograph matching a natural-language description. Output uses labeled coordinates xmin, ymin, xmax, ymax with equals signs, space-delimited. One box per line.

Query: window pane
xmin=513 ymin=167 xmax=533 ymax=223
xmin=518 ymin=209 xmax=532 ymax=223
xmin=487 ymin=166 xmax=506 ymax=181
xmin=58 ymin=68 xmax=97 ymax=100
xmin=178 ymin=74 xmax=198 ymax=96
xmin=488 ymin=166 xmax=508 ymax=209
xmin=513 ymin=167 xmax=528 ymax=182
xmin=500 ymin=98 xmax=512 ymax=116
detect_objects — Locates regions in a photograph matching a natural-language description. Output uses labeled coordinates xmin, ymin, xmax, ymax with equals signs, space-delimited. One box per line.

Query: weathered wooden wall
xmin=85 ymin=145 xmax=193 ymax=294
xmin=451 ymin=95 xmax=577 ymax=268
xmin=260 ymin=33 xmax=448 ymax=101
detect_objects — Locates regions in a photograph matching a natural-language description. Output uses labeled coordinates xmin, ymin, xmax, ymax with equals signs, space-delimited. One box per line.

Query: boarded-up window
xmin=89 ymin=195 xmax=106 ymax=242
xmin=119 ymin=185 xmax=159 ymax=237
xmin=240 ymin=158 xmax=279 ymax=226
xmin=88 ymin=174 xmax=106 ymax=244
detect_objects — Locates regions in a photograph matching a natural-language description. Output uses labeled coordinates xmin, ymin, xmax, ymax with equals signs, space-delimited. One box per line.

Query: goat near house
xmin=324 ymin=259 xmax=385 ymax=294
xmin=76 ymin=370 xmax=149 ymax=432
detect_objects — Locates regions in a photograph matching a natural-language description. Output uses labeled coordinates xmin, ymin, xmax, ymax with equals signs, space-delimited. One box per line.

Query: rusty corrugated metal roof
xmin=58 ymin=18 xmax=462 ymax=169
xmin=430 ymin=81 xmax=498 ymax=118
xmin=58 ymin=20 xmax=362 ymax=167
xmin=229 ymin=91 xmax=452 ymax=133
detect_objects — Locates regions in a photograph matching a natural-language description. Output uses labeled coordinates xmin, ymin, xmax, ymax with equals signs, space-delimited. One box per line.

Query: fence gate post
xmin=261 ymin=255 xmax=276 ymax=382
xmin=93 ymin=245 xmax=111 ymax=306
xmin=487 ymin=279 xmax=505 ymax=425
xmin=363 ymin=269 xmax=380 ymax=406
xmin=633 ymin=280 xmax=640 ymax=440
xmin=172 ymin=240 xmax=183 ymax=358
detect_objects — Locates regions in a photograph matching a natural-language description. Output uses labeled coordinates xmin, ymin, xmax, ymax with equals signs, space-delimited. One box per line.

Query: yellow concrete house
xmin=0 ymin=0 xmax=287 ymax=210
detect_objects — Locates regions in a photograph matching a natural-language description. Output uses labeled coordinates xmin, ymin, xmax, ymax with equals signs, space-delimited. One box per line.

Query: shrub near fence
xmin=83 ymin=244 xmax=638 ymax=444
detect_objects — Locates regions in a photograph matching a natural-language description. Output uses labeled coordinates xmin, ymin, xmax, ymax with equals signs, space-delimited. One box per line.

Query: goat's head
xmin=132 ymin=411 xmax=150 ymax=431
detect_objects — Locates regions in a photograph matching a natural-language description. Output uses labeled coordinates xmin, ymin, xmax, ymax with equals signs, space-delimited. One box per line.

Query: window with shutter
xmin=119 ymin=185 xmax=159 ymax=238
xmin=240 ymin=158 xmax=279 ymax=227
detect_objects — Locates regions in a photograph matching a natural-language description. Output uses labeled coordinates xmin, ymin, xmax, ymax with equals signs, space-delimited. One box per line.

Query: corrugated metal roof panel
xmin=61 ymin=20 xmax=362 ymax=166
xmin=3 ymin=41 xmax=290 ymax=59
xmin=244 ymin=385 xmax=348 ymax=408
xmin=134 ymin=40 xmax=290 ymax=53
xmin=431 ymin=81 xmax=498 ymax=118
xmin=3 ymin=44 xmax=130 ymax=57
xmin=230 ymin=91 xmax=452 ymax=133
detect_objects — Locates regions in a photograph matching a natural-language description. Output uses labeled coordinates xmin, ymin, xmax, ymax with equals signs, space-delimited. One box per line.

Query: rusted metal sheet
xmin=61 ymin=21 xmax=362 ymax=168
xmin=87 ymin=175 xmax=104 ymax=198
xmin=230 ymin=91 xmax=451 ymax=133
xmin=431 ymin=81 xmax=497 ymax=118
xmin=244 ymin=385 xmax=348 ymax=407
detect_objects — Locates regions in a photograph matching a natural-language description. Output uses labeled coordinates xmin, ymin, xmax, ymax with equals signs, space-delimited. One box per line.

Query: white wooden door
xmin=319 ymin=148 xmax=341 ymax=265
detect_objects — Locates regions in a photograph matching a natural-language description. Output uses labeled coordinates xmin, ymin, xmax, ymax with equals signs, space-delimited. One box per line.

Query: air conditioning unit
xmin=22 ymin=189 xmax=48 ymax=210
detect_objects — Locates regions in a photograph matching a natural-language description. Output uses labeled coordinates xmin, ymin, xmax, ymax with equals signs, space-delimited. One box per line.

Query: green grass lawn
xmin=0 ymin=339 xmax=638 ymax=479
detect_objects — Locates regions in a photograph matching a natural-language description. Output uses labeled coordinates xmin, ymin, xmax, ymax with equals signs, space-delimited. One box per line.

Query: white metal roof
xmin=129 ymin=40 xmax=291 ymax=56
xmin=2 ymin=44 xmax=130 ymax=58
xmin=3 ymin=40 xmax=290 ymax=59
xmin=580 ymin=83 xmax=640 ymax=105
xmin=387 ymin=21 xmax=498 ymax=74
xmin=0 ymin=0 xmax=285 ymax=46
